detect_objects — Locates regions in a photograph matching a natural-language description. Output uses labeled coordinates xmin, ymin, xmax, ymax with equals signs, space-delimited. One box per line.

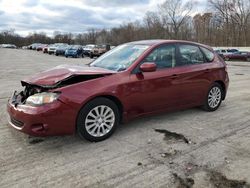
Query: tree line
xmin=0 ymin=0 xmax=250 ymax=47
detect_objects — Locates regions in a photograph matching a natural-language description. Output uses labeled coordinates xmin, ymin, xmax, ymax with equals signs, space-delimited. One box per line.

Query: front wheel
xmin=77 ymin=97 xmax=120 ymax=142
xmin=202 ymin=83 xmax=223 ymax=112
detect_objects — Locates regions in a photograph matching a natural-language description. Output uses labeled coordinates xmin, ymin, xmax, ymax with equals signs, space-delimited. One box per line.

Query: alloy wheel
xmin=85 ymin=105 xmax=115 ymax=137
xmin=208 ymin=86 xmax=222 ymax=109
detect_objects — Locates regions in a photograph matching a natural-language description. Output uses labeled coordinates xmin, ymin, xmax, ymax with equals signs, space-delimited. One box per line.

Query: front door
xmin=125 ymin=44 xmax=181 ymax=117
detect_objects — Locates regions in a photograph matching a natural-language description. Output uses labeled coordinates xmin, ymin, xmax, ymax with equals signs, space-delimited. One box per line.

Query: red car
xmin=224 ymin=51 xmax=250 ymax=61
xmin=42 ymin=45 xmax=50 ymax=53
xmin=7 ymin=40 xmax=229 ymax=141
xmin=36 ymin=44 xmax=47 ymax=51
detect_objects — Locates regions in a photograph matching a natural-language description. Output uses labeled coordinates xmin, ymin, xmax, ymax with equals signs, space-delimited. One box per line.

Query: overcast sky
xmin=0 ymin=0 xmax=207 ymax=36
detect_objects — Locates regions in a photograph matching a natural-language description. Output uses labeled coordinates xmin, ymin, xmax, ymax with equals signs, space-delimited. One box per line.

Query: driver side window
xmin=143 ymin=45 xmax=176 ymax=69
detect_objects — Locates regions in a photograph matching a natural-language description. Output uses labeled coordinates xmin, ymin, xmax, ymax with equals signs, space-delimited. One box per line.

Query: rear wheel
xmin=77 ymin=97 xmax=120 ymax=142
xmin=202 ymin=83 xmax=223 ymax=112
xmin=225 ymin=57 xmax=230 ymax=61
xmin=246 ymin=57 xmax=250 ymax=62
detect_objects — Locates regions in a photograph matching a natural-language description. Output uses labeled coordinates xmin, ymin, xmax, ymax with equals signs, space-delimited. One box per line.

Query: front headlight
xmin=25 ymin=92 xmax=60 ymax=106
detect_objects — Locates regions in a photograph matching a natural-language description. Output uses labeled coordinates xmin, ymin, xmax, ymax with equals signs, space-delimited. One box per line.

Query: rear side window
xmin=200 ymin=47 xmax=215 ymax=62
xmin=178 ymin=44 xmax=204 ymax=66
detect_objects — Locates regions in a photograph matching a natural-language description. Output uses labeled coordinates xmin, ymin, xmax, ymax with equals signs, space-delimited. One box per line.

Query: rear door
xmin=170 ymin=44 xmax=213 ymax=106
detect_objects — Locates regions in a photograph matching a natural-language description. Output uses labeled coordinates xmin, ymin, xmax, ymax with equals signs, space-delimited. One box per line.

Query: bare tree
xmin=159 ymin=0 xmax=194 ymax=39
xmin=209 ymin=0 xmax=250 ymax=46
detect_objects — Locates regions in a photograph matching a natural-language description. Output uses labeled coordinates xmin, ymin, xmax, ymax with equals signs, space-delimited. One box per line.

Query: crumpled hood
xmin=22 ymin=64 xmax=115 ymax=86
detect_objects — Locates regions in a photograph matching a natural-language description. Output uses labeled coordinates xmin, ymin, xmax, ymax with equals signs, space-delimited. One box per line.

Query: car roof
xmin=127 ymin=40 xmax=213 ymax=50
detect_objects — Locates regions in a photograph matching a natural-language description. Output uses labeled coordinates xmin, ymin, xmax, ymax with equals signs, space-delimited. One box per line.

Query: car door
xmin=231 ymin=52 xmax=241 ymax=60
xmin=170 ymin=44 xmax=214 ymax=106
xmin=126 ymin=44 xmax=182 ymax=116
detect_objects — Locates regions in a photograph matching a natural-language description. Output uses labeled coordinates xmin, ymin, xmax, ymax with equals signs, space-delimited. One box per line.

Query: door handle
xmin=170 ymin=74 xmax=179 ymax=79
xmin=204 ymin=69 xmax=211 ymax=73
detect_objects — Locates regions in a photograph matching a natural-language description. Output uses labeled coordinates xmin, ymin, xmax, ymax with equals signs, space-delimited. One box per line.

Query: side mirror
xmin=140 ymin=62 xmax=157 ymax=72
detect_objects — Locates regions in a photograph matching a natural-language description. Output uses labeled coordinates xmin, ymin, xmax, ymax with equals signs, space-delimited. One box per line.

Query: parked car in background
xmin=214 ymin=50 xmax=225 ymax=60
xmin=29 ymin=43 xmax=42 ymax=50
xmin=223 ymin=51 xmax=250 ymax=61
xmin=1 ymin=44 xmax=17 ymax=48
xmin=83 ymin=44 xmax=95 ymax=56
xmin=43 ymin=45 xmax=51 ymax=53
xmin=48 ymin=43 xmax=67 ymax=55
xmin=214 ymin=49 xmax=239 ymax=55
xmin=89 ymin=44 xmax=111 ymax=58
xmin=48 ymin=45 xmax=57 ymax=54
xmin=65 ymin=45 xmax=84 ymax=58
xmin=55 ymin=44 xmax=69 ymax=56
xmin=7 ymin=40 xmax=229 ymax=142
xmin=36 ymin=44 xmax=47 ymax=51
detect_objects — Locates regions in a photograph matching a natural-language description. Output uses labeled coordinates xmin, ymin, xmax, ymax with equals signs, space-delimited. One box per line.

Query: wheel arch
xmin=214 ymin=80 xmax=226 ymax=100
xmin=77 ymin=94 xmax=124 ymax=125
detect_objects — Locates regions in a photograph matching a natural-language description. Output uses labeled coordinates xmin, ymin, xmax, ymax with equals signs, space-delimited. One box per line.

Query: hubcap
xmin=208 ymin=86 xmax=221 ymax=108
xmin=85 ymin=105 xmax=115 ymax=137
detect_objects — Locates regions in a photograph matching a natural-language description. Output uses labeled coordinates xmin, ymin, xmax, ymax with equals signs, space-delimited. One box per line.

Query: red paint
xmin=224 ymin=51 xmax=250 ymax=61
xmin=140 ymin=62 xmax=157 ymax=72
xmin=7 ymin=40 xmax=229 ymax=137
xmin=22 ymin=64 xmax=115 ymax=86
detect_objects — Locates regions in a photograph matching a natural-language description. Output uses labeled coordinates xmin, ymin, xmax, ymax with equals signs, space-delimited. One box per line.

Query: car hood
xmin=21 ymin=64 xmax=115 ymax=87
xmin=67 ymin=49 xmax=77 ymax=52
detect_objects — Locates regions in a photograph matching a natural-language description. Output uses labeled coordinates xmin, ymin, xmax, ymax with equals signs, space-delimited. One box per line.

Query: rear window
xmin=200 ymin=47 xmax=215 ymax=62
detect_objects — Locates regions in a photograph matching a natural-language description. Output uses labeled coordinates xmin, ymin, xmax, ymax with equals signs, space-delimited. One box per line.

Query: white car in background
xmin=83 ymin=44 xmax=95 ymax=56
xmin=48 ymin=43 xmax=68 ymax=55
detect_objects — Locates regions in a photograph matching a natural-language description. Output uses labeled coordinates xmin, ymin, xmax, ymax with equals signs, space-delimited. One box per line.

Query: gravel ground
xmin=0 ymin=48 xmax=250 ymax=188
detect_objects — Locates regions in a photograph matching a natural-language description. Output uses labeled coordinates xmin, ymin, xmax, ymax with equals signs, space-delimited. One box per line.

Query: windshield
xmin=68 ymin=45 xmax=80 ymax=50
xmin=90 ymin=44 xmax=150 ymax=71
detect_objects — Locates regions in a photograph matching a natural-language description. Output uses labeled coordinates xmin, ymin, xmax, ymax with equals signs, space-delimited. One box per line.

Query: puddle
xmin=154 ymin=129 xmax=190 ymax=144
xmin=137 ymin=162 xmax=142 ymax=166
xmin=208 ymin=170 xmax=249 ymax=188
xmin=173 ymin=173 xmax=194 ymax=188
xmin=28 ymin=138 xmax=44 ymax=144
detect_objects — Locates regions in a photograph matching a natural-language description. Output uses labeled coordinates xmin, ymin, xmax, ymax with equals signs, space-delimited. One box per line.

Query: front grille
xmin=10 ymin=117 xmax=24 ymax=128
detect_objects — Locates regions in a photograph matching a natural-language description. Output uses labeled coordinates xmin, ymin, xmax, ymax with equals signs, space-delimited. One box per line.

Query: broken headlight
xmin=25 ymin=92 xmax=60 ymax=106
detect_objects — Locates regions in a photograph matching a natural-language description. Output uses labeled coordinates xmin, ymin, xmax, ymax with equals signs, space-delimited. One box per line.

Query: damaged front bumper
xmin=7 ymin=91 xmax=77 ymax=137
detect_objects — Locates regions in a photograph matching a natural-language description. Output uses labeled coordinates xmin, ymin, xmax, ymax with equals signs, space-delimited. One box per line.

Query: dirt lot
xmin=0 ymin=48 xmax=250 ymax=188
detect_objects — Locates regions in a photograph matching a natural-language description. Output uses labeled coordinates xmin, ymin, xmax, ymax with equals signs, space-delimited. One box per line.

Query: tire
xmin=90 ymin=54 xmax=94 ymax=59
xmin=246 ymin=57 xmax=250 ymax=62
xmin=202 ymin=83 xmax=223 ymax=112
xmin=65 ymin=56 xmax=68 ymax=58
xmin=225 ymin=57 xmax=230 ymax=61
xmin=77 ymin=97 xmax=120 ymax=142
